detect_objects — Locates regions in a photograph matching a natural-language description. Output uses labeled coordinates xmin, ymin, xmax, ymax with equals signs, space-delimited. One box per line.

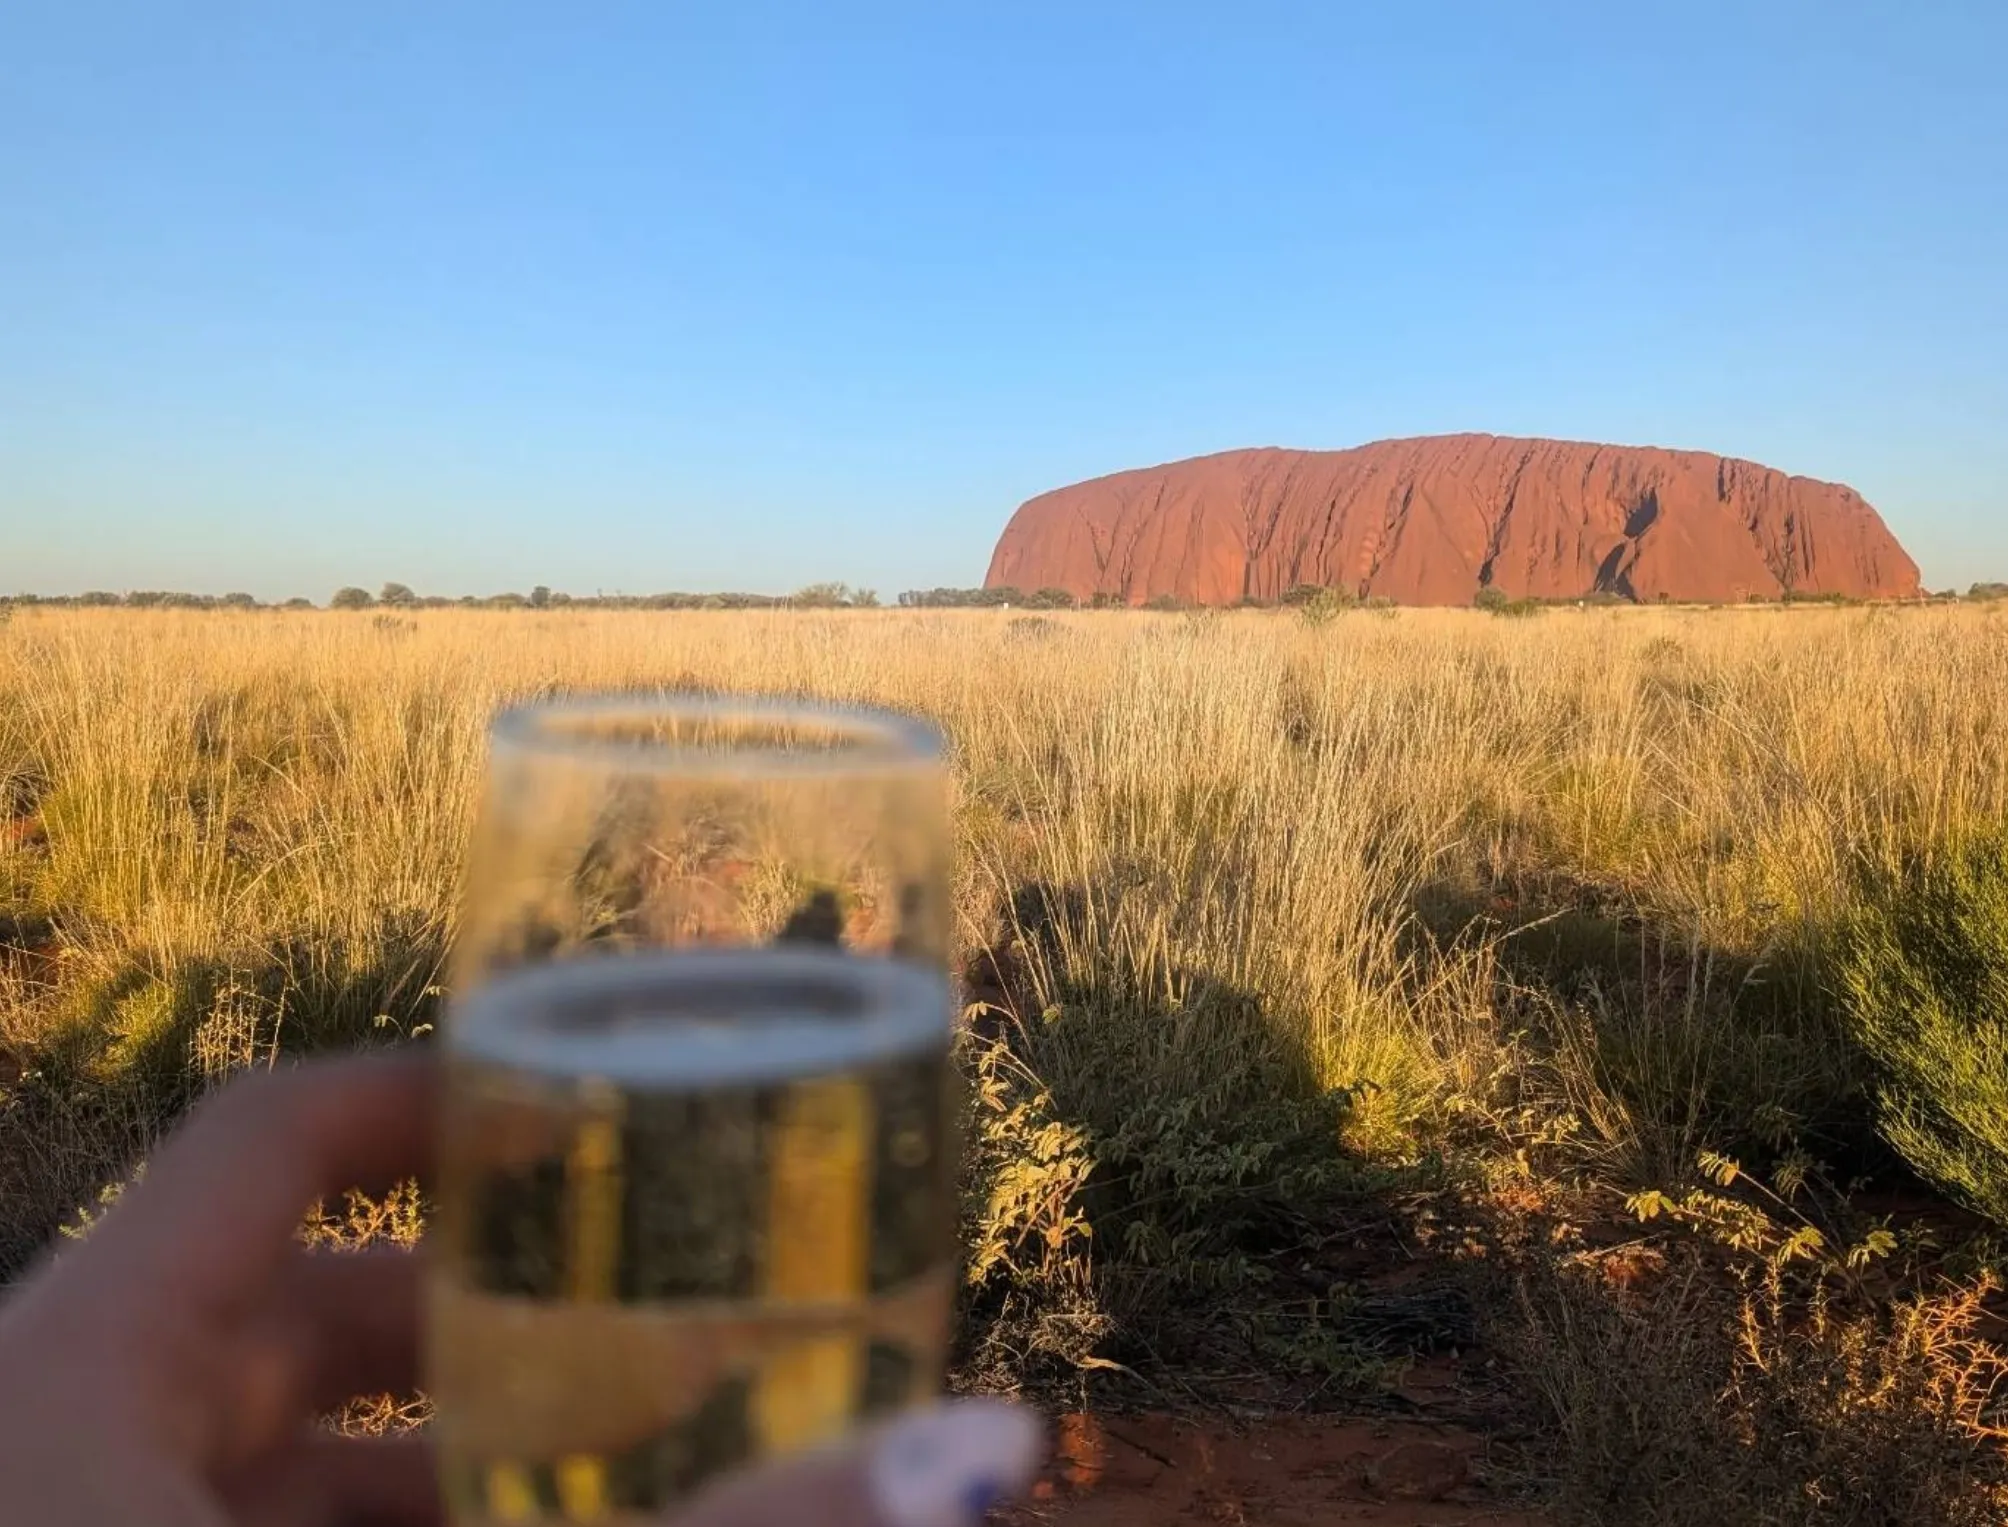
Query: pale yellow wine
xmin=428 ymin=948 xmax=956 ymax=1524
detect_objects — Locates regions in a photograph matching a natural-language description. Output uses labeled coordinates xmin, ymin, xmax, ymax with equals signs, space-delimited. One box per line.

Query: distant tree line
xmin=0 ymin=582 xmax=887 ymax=612
xmin=8 ymin=578 xmax=2004 ymax=611
xmin=0 ymin=590 xmax=269 ymax=610
xmin=1 ymin=583 xmax=1109 ymax=611
xmin=896 ymin=586 xmax=1094 ymax=608
xmin=9 ymin=583 xmax=1146 ymax=611
xmin=330 ymin=582 xmax=883 ymax=611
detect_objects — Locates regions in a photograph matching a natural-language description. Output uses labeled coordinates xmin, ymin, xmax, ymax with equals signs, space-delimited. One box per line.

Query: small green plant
xmin=59 ymin=1173 xmax=138 ymax=1242
xmin=1476 ymin=586 xmax=1545 ymax=618
xmin=1624 ymin=1151 xmax=1897 ymax=1280
xmin=1839 ymin=826 xmax=2008 ymax=1226
xmin=1297 ymin=588 xmax=1358 ymax=627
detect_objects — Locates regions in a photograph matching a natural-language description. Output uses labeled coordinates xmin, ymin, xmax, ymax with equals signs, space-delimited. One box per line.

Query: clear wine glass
xmin=427 ymin=695 xmax=955 ymax=1524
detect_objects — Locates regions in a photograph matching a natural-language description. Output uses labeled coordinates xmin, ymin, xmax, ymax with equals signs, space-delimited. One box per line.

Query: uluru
xmin=984 ymin=435 xmax=1922 ymax=606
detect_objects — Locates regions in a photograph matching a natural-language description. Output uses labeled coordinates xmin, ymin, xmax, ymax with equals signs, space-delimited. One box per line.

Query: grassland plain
xmin=2 ymin=603 xmax=2007 ymax=1523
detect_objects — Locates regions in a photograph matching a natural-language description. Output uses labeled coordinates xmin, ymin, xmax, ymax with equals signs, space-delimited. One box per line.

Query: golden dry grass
xmin=0 ymin=601 xmax=2002 ymax=1201
xmin=3 ymin=601 xmax=2007 ymax=1518
xmin=5 ymin=604 xmax=2003 ymax=1077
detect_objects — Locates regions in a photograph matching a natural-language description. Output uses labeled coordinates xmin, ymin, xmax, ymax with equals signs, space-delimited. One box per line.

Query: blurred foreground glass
xmin=428 ymin=696 xmax=955 ymax=1525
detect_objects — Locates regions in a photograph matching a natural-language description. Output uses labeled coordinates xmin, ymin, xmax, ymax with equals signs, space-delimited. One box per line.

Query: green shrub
xmin=1839 ymin=826 xmax=2008 ymax=1225
xmin=1476 ymin=587 xmax=1544 ymax=618
xmin=1474 ymin=586 xmax=1544 ymax=617
xmin=1297 ymin=588 xmax=1358 ymax=627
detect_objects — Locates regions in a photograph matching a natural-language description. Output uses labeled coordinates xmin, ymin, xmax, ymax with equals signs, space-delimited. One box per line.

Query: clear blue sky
xmin=4 ymin=2 xmax=2004 ymax=599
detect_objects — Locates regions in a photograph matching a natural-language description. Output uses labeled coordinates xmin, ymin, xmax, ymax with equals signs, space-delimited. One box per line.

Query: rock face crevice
xmin=984 ymin=435 xmax=1921 ymax=605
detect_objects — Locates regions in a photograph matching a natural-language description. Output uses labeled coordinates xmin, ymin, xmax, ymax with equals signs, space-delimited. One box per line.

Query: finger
xmin=286 ymin=1247 xmax=425 ymax=1412
xmin=89 ymin=1053 xmax=438 ymax=1304
xmin=226 ymin=1433 xmax=441 ymax=1527
xmin=674 ymin=1400 xmax=1044 ymax=1527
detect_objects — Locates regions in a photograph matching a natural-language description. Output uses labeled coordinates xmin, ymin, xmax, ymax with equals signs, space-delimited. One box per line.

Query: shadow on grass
xmin=955 ymin=875 xmax=2008 ymax=1522
xmin=1411 ymin=874 xmax=1882 ymax=1191
xmin=956 ymin=878 xmax=1479 ymax=1412
xmin=0 ymin=910 xmax=445 ymax=1275
xmin=1389 ymin=875 xmax=2008 ymax=1524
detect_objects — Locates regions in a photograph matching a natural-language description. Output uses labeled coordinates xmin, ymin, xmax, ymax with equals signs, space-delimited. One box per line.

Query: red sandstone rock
xmin=984 ymin=435 xmax=1921 ymax=605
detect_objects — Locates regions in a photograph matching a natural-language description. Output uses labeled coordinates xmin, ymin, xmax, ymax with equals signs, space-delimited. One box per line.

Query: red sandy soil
xmin=984 ymin=434 xmax=1921 ymax=607
xmin=1004 ymin=1409 xmax=1547 ymax=1527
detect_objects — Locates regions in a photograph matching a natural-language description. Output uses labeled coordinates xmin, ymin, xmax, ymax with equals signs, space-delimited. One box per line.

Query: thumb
xmin=671 ymin=1399 xmax=1045 ymax=1527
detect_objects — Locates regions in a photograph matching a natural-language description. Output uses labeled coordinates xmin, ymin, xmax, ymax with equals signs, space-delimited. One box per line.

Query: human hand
xmin=0 ymin=1055 xmax=1041 ymax=1527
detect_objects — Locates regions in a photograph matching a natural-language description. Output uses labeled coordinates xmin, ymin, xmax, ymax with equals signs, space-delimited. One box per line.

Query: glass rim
xmin=489 ymin=691 xmax=946 ymax=778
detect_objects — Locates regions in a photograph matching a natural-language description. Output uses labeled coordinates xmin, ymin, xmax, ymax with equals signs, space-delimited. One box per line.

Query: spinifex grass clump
xmin=1840 ymin=825 xmax=2008 ymax=1226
